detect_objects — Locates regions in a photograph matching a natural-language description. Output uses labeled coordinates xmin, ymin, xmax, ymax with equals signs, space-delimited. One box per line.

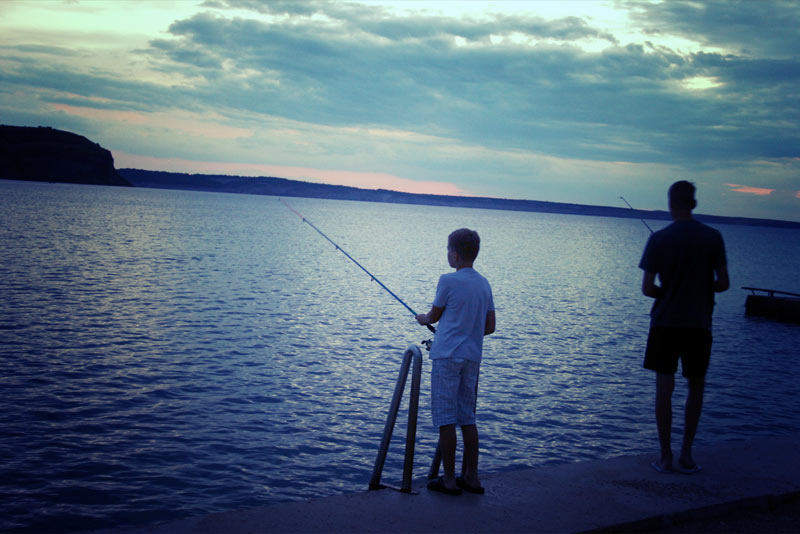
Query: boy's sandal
xmin=456 ymin=476 xmax=485 ymax=494
xmin=678 ymin=463 xmax=702 ymax=474
xmin=427 ymin=476 xmax=462 ymax=496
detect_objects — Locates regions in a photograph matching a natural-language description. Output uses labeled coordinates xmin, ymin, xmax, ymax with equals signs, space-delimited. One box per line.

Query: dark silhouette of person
xmin=639 ymin=181 xmax=729 ymax=474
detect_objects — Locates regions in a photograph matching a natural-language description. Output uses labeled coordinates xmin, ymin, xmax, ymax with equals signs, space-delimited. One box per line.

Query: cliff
xmin=0 ymin=125 xmax=131 ymax=187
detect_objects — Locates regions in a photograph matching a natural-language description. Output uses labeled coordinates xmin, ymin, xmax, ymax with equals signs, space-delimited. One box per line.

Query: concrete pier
xmin=115 ymin=433 xmax=800 ymax=533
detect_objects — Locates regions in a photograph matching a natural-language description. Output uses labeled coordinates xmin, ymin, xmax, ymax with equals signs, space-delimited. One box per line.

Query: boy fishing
xmin=416 ymin=228 xmax=495 ymax=495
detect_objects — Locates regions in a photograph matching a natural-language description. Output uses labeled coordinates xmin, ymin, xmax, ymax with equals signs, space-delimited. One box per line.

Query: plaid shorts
xmin=430 ymin=358 xmax=480 ymax=428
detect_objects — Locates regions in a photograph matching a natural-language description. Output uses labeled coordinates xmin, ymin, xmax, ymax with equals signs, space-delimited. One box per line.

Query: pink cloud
xmin=57 ymin=102 xmax=463 ymax=195
xmin=724 ymin=183 xmax=775 ymax=196
xmin=112 ymin=152 xmax=465 ymax=196
xmin=52 ymin=104 xmax=252 ymax=139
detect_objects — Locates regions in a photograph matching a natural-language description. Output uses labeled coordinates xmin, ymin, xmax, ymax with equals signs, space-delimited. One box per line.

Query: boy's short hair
xmin=669 ymin=180 xmax=696 ymax=210
xmin=449 ymin=228 xmax=480 ymax=262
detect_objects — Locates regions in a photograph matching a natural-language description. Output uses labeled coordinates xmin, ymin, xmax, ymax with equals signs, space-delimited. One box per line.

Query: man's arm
xmin=416 ymin=306 xmax=443 ymax=326
xmin=714 ymin=265 xmax=730 ymax=293
xmin=484 ymin=310 xmax=496 ymax=336
xmin=642 ymin=271 xmax=663 ymax=298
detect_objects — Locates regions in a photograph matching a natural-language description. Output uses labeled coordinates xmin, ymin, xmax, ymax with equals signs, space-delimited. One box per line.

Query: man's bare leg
xmin=655 ymin=372 xmax=675 ymax=470
xmin=679 ymin=377 xmax=705 ymax=469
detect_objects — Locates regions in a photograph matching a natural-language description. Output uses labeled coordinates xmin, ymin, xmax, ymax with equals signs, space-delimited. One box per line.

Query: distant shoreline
xmin=3 ymin=123 xmax=796 ymax=230
xmin=117 ymin=168 xmax=800 ymax=230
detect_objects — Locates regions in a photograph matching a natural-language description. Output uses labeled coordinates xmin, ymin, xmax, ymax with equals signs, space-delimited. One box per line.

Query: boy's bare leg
xmin=655 ymin=373 xmax=675 ymax=470
xmin=460 ymin=424 xmax=480 ymax=487
xmin=438 ymin=424 xmax=458 ymax=489
xmin=679 ymin=377 xmax=705 ymax=469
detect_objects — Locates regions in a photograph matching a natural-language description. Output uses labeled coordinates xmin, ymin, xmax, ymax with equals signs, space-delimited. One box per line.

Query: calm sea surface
xmin=1 ymin=180 xmax=798 ymax=532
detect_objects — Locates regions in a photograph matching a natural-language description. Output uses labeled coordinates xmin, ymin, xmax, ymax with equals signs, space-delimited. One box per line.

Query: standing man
xmin=639 ymin=181 xmax=729 ymax=474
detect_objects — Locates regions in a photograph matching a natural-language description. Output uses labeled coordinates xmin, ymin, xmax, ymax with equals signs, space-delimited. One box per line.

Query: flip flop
xmin=651 ymin=460 xmax=673 ymax=474
xmin=678 ymin=463 xmax=702 ymax=474
xmin=427 ymin=476 xmax=462 ymax=496
xmin=456 ymin=476 xmax=485 ymax=494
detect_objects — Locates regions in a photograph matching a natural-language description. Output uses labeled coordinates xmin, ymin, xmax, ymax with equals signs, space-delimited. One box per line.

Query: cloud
xmin=12 ymin=44 xmax=79 ymax=56
xmin=5 ymin=0 xmax=799 ymax=170
xmin=213 ymin=0 xmax=620 ymax=43
xmin=1 ymin=0 xmax=799 ymax=221
xmin=52 ymin=104 xmax=253 ymax=139
xmin=725 ymin=183 xmax=774 ymax=196
xmin=129 ymin=3 xmax=799 ymax=170
xmin=627 ymin=0 xmax=800 ymax=58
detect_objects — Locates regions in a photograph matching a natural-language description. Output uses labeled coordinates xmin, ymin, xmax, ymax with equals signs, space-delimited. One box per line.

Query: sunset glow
xmin=112 ymin=152 xmax=465 ymax=196
xmin=725 ymin=184 xmax=775 ymax=196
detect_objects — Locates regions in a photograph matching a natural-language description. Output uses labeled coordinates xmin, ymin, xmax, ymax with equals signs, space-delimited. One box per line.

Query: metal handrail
xmin=742 ymin=286 xmax=800 ymax=298
xmin=369 ymin=345 xmax=423 ymax=493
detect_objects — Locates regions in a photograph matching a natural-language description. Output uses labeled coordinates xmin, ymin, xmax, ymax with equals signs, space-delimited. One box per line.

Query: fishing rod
xmin=280 ymin=198 xmax=436 ymax=334
xmin=620 ymin=196 xmax=654 ymax=234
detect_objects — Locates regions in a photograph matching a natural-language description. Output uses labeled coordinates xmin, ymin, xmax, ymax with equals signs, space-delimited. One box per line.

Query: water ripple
xmin=1 ymin=182 xmax=798 ymax=532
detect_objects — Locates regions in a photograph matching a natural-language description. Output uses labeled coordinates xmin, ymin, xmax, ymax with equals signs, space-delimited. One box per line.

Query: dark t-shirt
xmin=639 ymin=219 xmax=727 ymax=329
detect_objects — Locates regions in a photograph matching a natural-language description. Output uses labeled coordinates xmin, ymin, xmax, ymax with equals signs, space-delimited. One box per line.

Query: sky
xmin=1 ymin=0 xmax=799 ymax=222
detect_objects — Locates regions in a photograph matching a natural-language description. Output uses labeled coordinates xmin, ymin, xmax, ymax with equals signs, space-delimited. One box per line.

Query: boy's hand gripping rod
xmin=280 ymin=198 xmax=436 ymax=336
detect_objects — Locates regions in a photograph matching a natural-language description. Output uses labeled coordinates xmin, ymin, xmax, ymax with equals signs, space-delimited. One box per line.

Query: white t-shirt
xmin=429 ymin=268 xmax=494 ymax=362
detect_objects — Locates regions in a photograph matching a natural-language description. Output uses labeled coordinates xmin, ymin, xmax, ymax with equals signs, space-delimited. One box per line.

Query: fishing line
xmin=280 ymin=198 xmax=436 ymax=334
xmin=620 ymin=196 xmax=654 ymax=234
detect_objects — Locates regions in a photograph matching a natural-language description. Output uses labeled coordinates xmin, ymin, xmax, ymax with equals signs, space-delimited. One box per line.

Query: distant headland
xmin=2 ymin=125 xmax=798 ymax=229
xmin=0 ymin=125 xmax=130 ymax=187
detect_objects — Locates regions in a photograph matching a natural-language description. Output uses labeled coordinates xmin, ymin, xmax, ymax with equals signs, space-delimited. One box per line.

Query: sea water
xmin=1 ymin=180 xmax=798 ymax=532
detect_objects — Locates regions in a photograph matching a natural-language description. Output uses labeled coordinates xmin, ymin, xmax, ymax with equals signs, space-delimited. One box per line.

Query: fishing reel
xmin=421 ymin=324 xmax=435 ymax=351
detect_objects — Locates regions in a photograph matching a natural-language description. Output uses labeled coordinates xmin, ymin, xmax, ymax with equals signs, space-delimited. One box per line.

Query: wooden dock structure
xmin=743 ymin=286 xmax=800 ymax=323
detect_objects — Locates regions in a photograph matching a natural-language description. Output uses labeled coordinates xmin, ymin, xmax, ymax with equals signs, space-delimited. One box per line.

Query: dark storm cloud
xmin=626 ymin=0 xmax=800 ymax=58
xmin=134 ymin=3 xmax=799 ymax=168
xmin=3 ymin=0 xmax=798 ymax=210
xmin=0 ymin=53 xmax=195 ymax=113
xmin=149 ymin=38 xmax=224 ymax=70
xmin=214 ymin=0 xmax=619 ymax=43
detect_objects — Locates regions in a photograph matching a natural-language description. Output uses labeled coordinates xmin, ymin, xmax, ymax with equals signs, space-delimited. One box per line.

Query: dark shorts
xmin=643 ymin=327 xmax=712 ymax=378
